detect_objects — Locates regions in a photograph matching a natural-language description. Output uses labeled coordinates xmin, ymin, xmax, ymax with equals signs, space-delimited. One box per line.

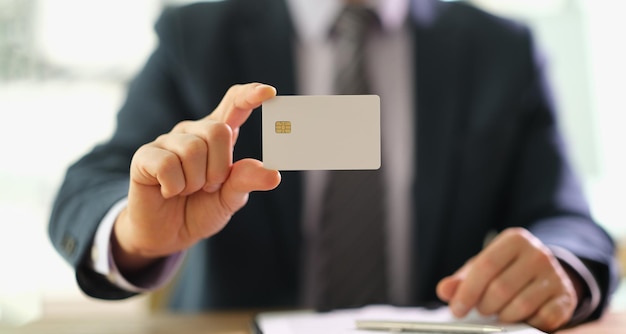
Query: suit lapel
xmin=230 ymin=0 xmax=474 ymax=302
xmin=232 ymin=0 xmax=303 ymax=285
xmin=411 ymin=1 xmax=473 ymax=300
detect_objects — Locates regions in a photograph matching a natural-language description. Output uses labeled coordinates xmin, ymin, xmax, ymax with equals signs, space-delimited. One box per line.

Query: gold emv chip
xmin=275 ymin=121 xmax=291 ymax=134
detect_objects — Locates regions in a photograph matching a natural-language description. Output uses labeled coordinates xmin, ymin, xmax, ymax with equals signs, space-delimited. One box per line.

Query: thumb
xmin=219 ymin=158 xmax=281 ymax=212
xmin=436 ymin=258 xmax=473 ymax=302
xmin=437 ymin=276 xmax=463 ymax=302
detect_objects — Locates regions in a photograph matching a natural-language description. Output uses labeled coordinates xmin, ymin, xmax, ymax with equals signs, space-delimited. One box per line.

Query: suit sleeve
xmin=48 ymin=7 xmax=194 ymax=300
xmin=502 ymin=29 xmax=621 ymax=322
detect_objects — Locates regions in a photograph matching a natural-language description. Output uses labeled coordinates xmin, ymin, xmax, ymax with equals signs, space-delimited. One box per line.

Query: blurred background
xmin=1 ymin=0 xmax=625 ymax=326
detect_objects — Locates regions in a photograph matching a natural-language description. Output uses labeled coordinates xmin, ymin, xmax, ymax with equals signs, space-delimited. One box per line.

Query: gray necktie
xmin=313 ymin=4 xmax=387 ymax=311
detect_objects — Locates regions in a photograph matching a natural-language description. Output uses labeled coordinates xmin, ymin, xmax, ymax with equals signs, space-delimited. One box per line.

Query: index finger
xmin=449 ymin=229 xmax=529 ymax=317
xmin=210 ymin=83 xmax=277 ymax=129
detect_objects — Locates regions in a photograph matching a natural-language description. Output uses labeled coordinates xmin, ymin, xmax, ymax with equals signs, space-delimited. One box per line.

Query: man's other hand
xmin=437 ymin=228 xmax=580 ymax=332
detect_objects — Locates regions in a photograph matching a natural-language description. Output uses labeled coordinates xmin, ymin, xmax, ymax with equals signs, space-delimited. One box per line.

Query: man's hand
xmin=436 ymin=228 xmax=579 ymax=332
xmin=112 ymin=83 xmax=281 ymax=273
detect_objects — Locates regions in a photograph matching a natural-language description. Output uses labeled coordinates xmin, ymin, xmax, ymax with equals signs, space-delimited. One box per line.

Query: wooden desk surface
xmin=0 ymin=310 xmax=257 ymax=334
xmin=2 ymin=310 xmax=624 ymax=334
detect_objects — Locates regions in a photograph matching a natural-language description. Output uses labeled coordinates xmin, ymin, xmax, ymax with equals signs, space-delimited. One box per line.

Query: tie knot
xmin=332 ymin=4 xmax=378 ymax=40
xmin=332 ymin=4 xmax=377 ymax=95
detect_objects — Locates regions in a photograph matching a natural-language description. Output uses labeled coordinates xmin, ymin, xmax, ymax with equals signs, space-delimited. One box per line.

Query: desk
xmin=557 ymin=311 xmax=626 ymax=334
xmin=0 ymin=310 xmax=257 ymax=334
xmin=2 ymin=310 xmax=625 ymax=334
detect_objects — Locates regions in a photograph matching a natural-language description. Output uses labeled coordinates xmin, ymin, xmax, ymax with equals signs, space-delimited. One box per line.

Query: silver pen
xmin=356 ymin=320 xmax=507 ymax=333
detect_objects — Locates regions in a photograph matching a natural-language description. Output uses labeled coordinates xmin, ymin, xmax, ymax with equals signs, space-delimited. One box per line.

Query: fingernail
xmin=452 ymin=302 xmax=467 ymax=316
xmin=256 ymin=84 xmax=276 ymax=94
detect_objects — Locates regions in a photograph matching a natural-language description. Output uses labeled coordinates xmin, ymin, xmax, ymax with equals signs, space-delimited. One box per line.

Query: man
xmin=48 ymin=0 xmax=620 ymax=331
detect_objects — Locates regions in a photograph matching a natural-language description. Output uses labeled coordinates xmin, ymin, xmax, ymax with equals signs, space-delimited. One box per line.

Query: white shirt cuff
xmin=548 ymin=245 xmax=601 ymax=324
xmin=91 ymin=198 xmax=185 ymax=292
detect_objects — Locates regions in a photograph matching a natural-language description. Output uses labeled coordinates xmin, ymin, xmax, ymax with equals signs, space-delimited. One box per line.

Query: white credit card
xmin=262 ymin=95 xmax=381 ymax=171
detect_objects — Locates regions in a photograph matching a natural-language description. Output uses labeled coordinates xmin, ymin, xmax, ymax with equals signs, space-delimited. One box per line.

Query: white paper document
xmin=255 ymin=305 xmax=546 ymax=334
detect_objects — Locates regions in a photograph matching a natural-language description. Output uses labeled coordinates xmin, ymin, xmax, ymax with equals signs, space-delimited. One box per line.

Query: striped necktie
xmin=312 ymin=4 xmax=388 ymax=311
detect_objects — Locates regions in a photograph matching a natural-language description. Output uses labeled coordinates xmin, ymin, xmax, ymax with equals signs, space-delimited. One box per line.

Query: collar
xmin=286 ymin=0 xmax=410 ymax=41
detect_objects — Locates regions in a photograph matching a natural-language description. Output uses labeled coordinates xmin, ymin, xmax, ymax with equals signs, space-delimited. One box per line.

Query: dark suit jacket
xmin=49 ymin=0 xmax=619 ymax=321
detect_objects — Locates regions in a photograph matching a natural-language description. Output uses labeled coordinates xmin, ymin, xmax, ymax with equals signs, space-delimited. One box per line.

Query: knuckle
xmin=476 ymin=303 xmax=492 ymax=316
xmin=561 ymin=293 xmax=577 ymax=311
xmin=479 ymin=278 xmax=516 ymax=315
xmin=505 ymin=227 xmax=528 ymax=238
xmin=220 ymin=182 xmax=249 ymax=213
xmin=158 ymin=153 xmax=181 ymax=175
xmin=178 ymin=136 xmax=207 ymax=160
xmin=476 ymin=295 xmax=500 ymax=316
xmin=550 ymin=273 xmax=569 ymax=294
xmin=507 ymin=227 xmax=532 ymax=245
xmin=490 ymin=279 xmax=514 ymax=300
xmin=171 ymin=120 xmax=193 ymax=133
xmin=476 ymin=256 xmax=499 ymax=274
xmin=512 ymin=297 xmax=535 ymax=318
xmin=206 ymin=122 xmax=233 ymax=142
xmin=207 ymin=173 xmax=228 ymax=188
xmin=226 ymin=84 xmax=243 ymax=96
xmin=134 ymin=142 xmax=152 ymax=156
xmin=532 ymin=248 xmax=552 ymax=267
xmin=537 ymin=304 xmax=567 ymax=331
xmin=498 ymin=308 xmax=520 ymax=323
xmin=154 ymin=133 xmax=169 ymax=145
